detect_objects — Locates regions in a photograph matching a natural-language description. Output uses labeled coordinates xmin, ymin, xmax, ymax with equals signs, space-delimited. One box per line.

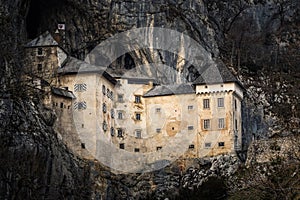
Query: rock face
xmin=1 ymin=0 xmax=300 ymax=199
xmin=0 ymin=98 xmax=93 ymax=199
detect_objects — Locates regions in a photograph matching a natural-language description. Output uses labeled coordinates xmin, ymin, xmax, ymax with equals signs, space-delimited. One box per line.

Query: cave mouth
xmin=26 ymin=0 xmax=42 ymax=39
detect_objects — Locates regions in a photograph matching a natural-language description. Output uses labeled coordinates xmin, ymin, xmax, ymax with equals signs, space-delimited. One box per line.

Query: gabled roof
xmin=51 ymin=87 xmax=76 ymax=99
xmin=58 ymin=57 xmax=117 ymax=85
xmin=25 ymin=31 xmax=58 ymax=47
xmin=143 ymin=83 xmax=195 ymax=97
xmin=193 ymin=61 xmax=238 ymax=85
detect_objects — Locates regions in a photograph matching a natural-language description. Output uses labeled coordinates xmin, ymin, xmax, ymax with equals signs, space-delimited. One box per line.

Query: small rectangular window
xmin=156 ymin=108 xmax=161 ymax=113
xmin=203 ymin=119 xmax=210 ymax=130
xmin=156 ymin=128 xmax=161 ymax=133
xmin=205 ymin=143 xmax=211 ymax=148
xmin=102 ymin=103 xmax=107 ymax=113
xmin=81 ymin=143 xmax=85 ymax=149
xmin=102 ymin=85 xmax=106 ymax=95
xmin=218 ymin=98 xmax=224 ymax=107
xmin=118 ymin=94 xmax=124 ymax=102
xmin=218 ymin=142 xmax=225 ymax=147
xmin=119 ymin=143 xmax=125 ymax=149
xmin=189 ymin=144 xmax=195 ymax=149
xmin=111 ymin=109 xmax=115 ymax=118
xmin=60 ymin=102 xmax=64 ymax=108
xmin=156 ymin=146 xmax=162 ymax=151
xmin=135 ymin=95 xmax=141 ymax=103
xmin=135 ymin=113 xmax=141 ymax=120
xmin=107 ymin=88 xmax=110 ymax=98
xmin=218 ymin=118 xmax=225 ymax=129
xmin=102 ymin=121 xmax=107 ymax=131
xmin=110 ymin=127 xmax=114 ymax=136
xmin=37 ymin=64 xmax=42 ymax=71
xmin=117 ymin=129 xmax=123 ymax=137
xmin=110 ymin=91 xmax=114 ymax=100
xmin=37 ymin=48 xmax=43 ymax=56
xmin=235 ymin=119 xmax=238 ymax=130
xmin=235 ymin=99 xmax=237 ymax=111
xmin=135 ymin=130 xmax=141 ymax=139
xmin=118 ymin=111 xmax=123 ymax=119
xmin=203 ymin=99 xmax=210 ymax=109
xmin=134 ymin=148 xmax=140 ymax=152
xmin=188 ymin=105 xmax=194 ymax=110
xmin=188 ymin=126 xmax=194 ymax=130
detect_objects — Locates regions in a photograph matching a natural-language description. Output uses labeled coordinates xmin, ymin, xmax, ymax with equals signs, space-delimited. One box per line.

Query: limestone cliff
xmin=1 ymin=0 xmax=299 ymax=199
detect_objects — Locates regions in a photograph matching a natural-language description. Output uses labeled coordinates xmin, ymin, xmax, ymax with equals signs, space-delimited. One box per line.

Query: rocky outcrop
xmin=1 ymin=0 xmax=300 ymax=199
xmin=0 ymin=98 xmax=93 ymax=199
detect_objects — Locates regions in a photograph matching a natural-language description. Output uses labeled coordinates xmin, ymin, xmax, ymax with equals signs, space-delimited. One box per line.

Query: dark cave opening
xmin=26 ymin=0 xmax=42 ymax=39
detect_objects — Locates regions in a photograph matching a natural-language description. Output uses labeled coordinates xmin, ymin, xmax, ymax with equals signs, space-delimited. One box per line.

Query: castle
xmin=25 ymin=31 xmax=245 ymax=168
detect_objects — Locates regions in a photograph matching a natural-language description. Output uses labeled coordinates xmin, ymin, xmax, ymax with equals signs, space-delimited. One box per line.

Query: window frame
xmin=218 ymin=118 xmax=225 ymax=129
xmin=135 ymin=130 xmax=142 ymax=139
xmin=102 ymin=85 xmax=106 ymax=95
xmin=118 ymin=94 xmax=124 ymax=102
xmin=135 ymin=113 xmax=141 ymax=121
xmin=217 ymin=98 xmax=224 ymax=108
xmin=134 ymin=95 xmax=141 ymax=104
xmin=102 ymin=103 xmax=107 ymax=113
xmin=203 ymin=99 xmax=210 ymax=109
xmin=203 ymin=119 xmax=210 ymax=130
xmin=117 ymin=129 xmax=123 ymax=137
xmin=117 ymin=111 xmax=123 ymax=119
xmin=37 ymin=48 xmax=43 ymax=56
xmin=218 ymin=142 xmax=225 ymax=147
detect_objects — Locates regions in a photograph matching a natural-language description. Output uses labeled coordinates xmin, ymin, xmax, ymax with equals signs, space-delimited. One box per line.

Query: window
xmin=102 ymin=85 xmax=106 ymax=95
xmin=74 ymin=101 xmax=87 ymax=110
xmin=74 ymin=83 xmax=87 ymax=92
xmin=203 ymin=119 xmax=210 ymax=130
xmin=110 ymin=127 xmax=114 ymax=136
xmin=81 ymin=124 xmax=84 ymax=128
xmin=81 ymin=143 xmax=85 ymax=149
xmin=188 ymin=126 xmax=194 ymax=130
xmin=119 ymin=143 xmax=125 ymax=149
xmin=118 ymin=111 xmax=123 ymax=119
xmin=157 ymin=146 xmax=162 ymax=151
xmin=205 ymin=143 xmax=211 ymax=148
xmin=218 ymin=98 xmax=224 ymax=107
xmin=118 ymin=94 xmax=123 ymax=102
xmin=156 ymin=128 xmax=161 ymax=133
xmin=156 ymin=108 xmax=161 ymax=113
xmin=111 ymin=109 xmax=115 ymax=118
xmin=188 ymin=105 xmax=194 ymax=110
xmin=218 ymin=142 xmax=225 ymax=147
xmin=110 ymin=91 xmax=114 ymax=100
xmin=117 ymin=129 xmax=123 ymax=137
xmin=135 ymin=113 xmax=141 ymax=120
xmin=235 ymin=119 xmax=238 ymax=130
xmin=235 ymin=99 xmax=237 ymax=110
xmin=102 ymin=103 xmax=107 ymax=113
xmin=203 ymin=99 xmax=210 ymax=109
xmin=37 ymin=64 xmax=42 ymax=71
xmin=135 ymin=95 xmax=141 ymax=103
xmin=135 ymin=130 xmax=141 ymax=139
xmin=37 ymin=48 xmax=43 ymax=56
xmin=107 ymin=88 xmax=110 ymax=98
xmin=60 ymin=102 xmax=64 ymax=108
xmin=103 ymin=121 xmax=107 ymax=131
xmin=218 ymin=118 xmax=225 ymax=129
xmin=189 ymin=144 xmax=195 ymax=149
xmin=134 ymin=148 xmax=140 ymax=152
